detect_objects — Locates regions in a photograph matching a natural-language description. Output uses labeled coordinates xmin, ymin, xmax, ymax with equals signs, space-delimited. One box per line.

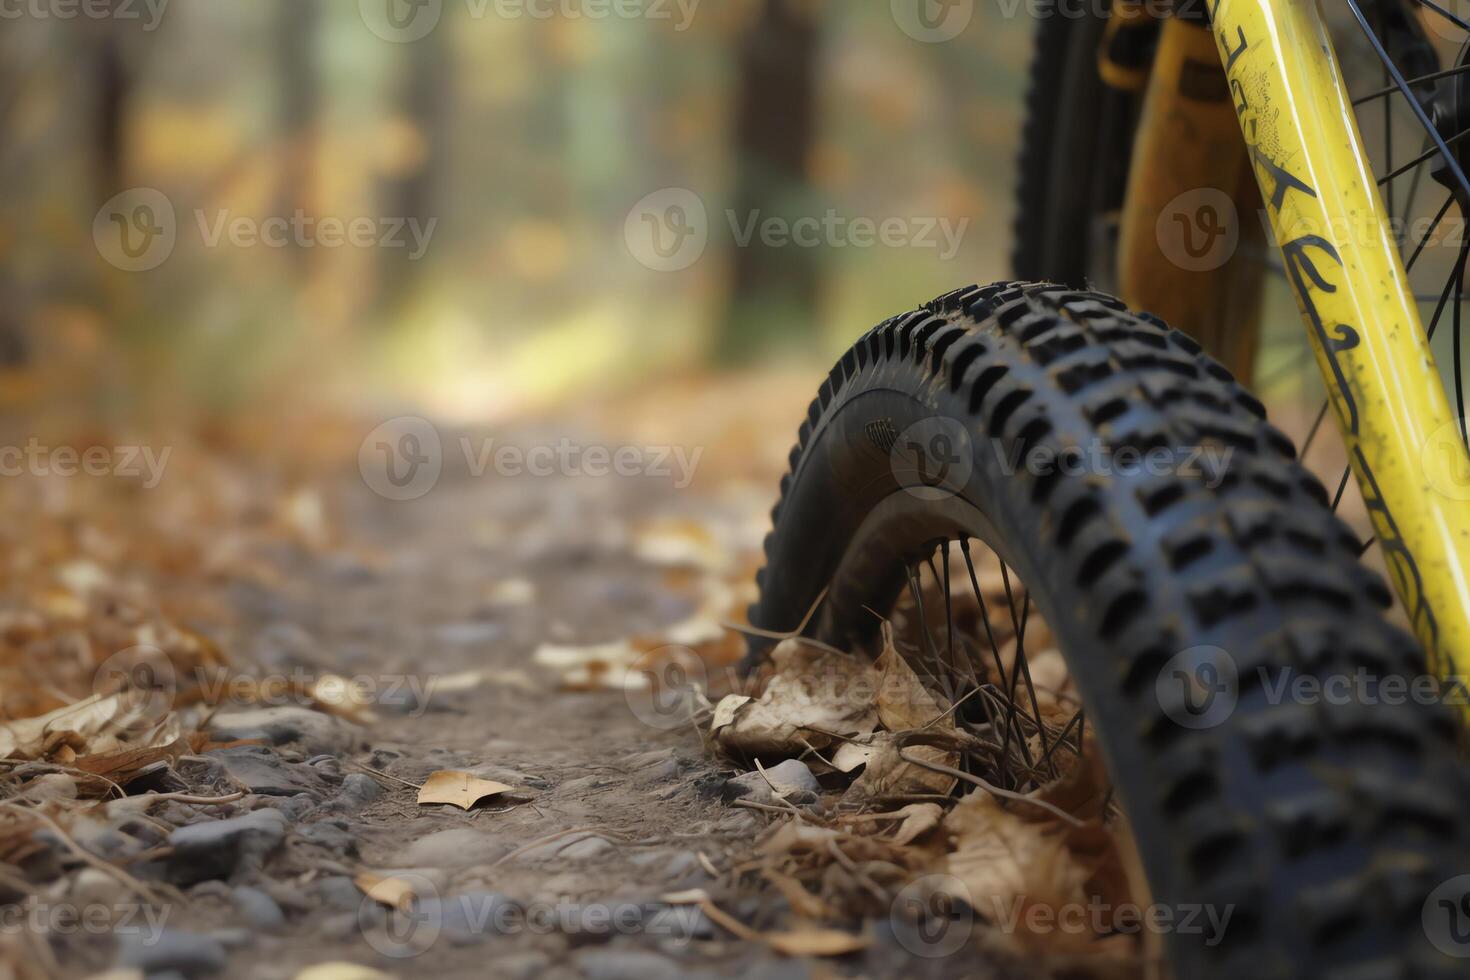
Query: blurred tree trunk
xmin=717 ymin=0 xmax=820 ymax=363
xmin=277 ymin=0 xmax=320 ymax=280
xmin=92 ymin=10 xmax=130 ymax=204
xmin=379 ymin=24 xmax=451 ymax=317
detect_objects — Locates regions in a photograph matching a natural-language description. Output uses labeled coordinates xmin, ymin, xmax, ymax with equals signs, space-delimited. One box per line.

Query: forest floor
xmin=0 ymin=373 xmax=1175 ymax=980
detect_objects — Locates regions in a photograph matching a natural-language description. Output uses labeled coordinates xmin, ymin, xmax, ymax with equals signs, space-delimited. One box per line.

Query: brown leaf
xmin=713 ymin=638 xmax=878 ymax=756
xmin=764 ymin=927 xmax=870 ymax=957
xmin=841 ymin=736 xmax=957 ymax=802
xmin=762 ymin=868 xmax=832 ymax=920
xmin=353 ymin=871 xmax=418 ymax=913
xmin=416 ymin=770 xmax=514 ymax=810
xmin=873 ymin=624 xmax=952 ymax=732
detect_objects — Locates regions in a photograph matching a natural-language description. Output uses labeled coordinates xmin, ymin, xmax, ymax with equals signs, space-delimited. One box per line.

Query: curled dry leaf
xmin=416 ymin=770 xmax=515 ymax=810
xmin=713 ymin=638 xmax=878 ymax=756
xmin=533 ymin=640 xmax=639 ymax=691
xmin=841 ymin=736 xmax=957 ymax=802
xmin=940 ymin=792 xmax=1099 ymax=953
xmin=762 ymin=868 xmax=832 ymax=920
xmin=764 ymin=928 xmax=870 ymax=957
xmin=0 ymin=693 xmax=178 ymax=762
xmin=840 ymin=802 xmax=946 ymax=846
xmin=873 ymin=623 xmax=952 ymax=732
xmin=308 ymin=673 xmax=379 ymax=725
xmin=353 ymin=871 xmax=418 ymax=913
xmin=295 ymin=965 xmax=396 ymax=980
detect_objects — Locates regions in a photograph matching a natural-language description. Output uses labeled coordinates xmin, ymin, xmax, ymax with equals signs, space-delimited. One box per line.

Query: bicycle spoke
xmin=1406 ymin=195 xmax=1455 ymax=272
xmin=998 ymin=561 xmax=1054 ymax=780
xmin=1349 ymin=0 xmax=1470 ymax=203
xmin=1331 ymin=464 xmax=1352 ymax=513
xmin=906 ymin=562 xmax=956 ymax=705
xmin=1352 ymin=62 xmax=1470 ymax=106
xmin=1302 ymin=398 xmax=1331 ymax=461
xmin=960 ymin=538 xmax=1009 ymax=692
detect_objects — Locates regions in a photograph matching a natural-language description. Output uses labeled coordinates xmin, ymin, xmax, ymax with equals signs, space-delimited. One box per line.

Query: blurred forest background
xmin=0 ymin=0 xmax=1031 ymax=430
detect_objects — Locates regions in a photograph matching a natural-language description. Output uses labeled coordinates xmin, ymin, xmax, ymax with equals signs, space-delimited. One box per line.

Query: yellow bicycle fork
xmin=1116 ymin=0 xmax=1470 ymax=713
xmin=1214 ymin=0 xmax=1470 ymax=705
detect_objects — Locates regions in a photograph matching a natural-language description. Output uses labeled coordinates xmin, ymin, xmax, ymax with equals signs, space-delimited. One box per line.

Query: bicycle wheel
xmin=746 ymin=281 xmax=1469 ymax=977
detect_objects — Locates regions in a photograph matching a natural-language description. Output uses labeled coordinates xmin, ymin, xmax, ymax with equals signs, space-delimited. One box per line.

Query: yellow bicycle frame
xmin=1206 ymin=0 xmax=1470 ymax=711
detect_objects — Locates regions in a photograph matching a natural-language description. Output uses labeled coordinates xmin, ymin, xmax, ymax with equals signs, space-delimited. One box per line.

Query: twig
xmin=0 ymin=802 xmax=164 ymax=902
xmin=346 ymin=761 xmax=420 ymax=790
xmin=825 ymin=837 xmax=888 ymax=905
xmin=896 ymin=749 xmax=1083 ymax=827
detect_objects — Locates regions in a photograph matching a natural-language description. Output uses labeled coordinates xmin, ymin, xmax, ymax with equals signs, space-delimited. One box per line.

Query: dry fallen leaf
xmin=713 ymin=638 xmax=878 ymax=756
xmin=416 ymin=770 xmax=514 ymax=810
xmin=762 ymin=868 xmax=832 ymax=920
xmin=841 ymin=736 xmax=957 ymax=802
xmin=295 ymin=965 xmax=395 ymax=980
xmin=533 ymin=640 xmax=640 ymax=691
xmin=354 ymin=871 xmax=419 ymax=913
xmin=940 ymin=792 xmax=1095 ymax=953
xmin=764 ymin=928 xmax=871 ymax=957
xmin=874 ymin=623 xmax=953 ymax=732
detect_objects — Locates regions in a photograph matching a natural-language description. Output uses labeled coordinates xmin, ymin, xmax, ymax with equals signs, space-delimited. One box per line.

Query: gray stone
xmin=167 ymin=809 xmax=288 ymax=884
xmin=557 ymin=834 xmax=613 ymax=860
xmin=116 ymin=929 xmax=226 ymax=977
xmin=420 ymin=890 xmax=521 ymax=945
xmin=232 ymin=886 xmax=285 ymax=931
xmin=573 ymin=949 xmax=679 ymax=980
xmin=296 ymin=819 xmax=357 ymax=857
xmin=331 ymin=773 xmax=386 ymax=811
xmin=213 ymin=747 xmax=331 ymax=798
xmin=396 ymin=827 xmax=508 ymax=869
xmin=311 ymin=875 xmax=363 ymax=911
xmin=490 ymin=952 xmax=552 ymax=980
xmin=726 ymin=759 xmax=820 ymax=807
xmin=207 ymin=706 xmax=357 ymax=756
